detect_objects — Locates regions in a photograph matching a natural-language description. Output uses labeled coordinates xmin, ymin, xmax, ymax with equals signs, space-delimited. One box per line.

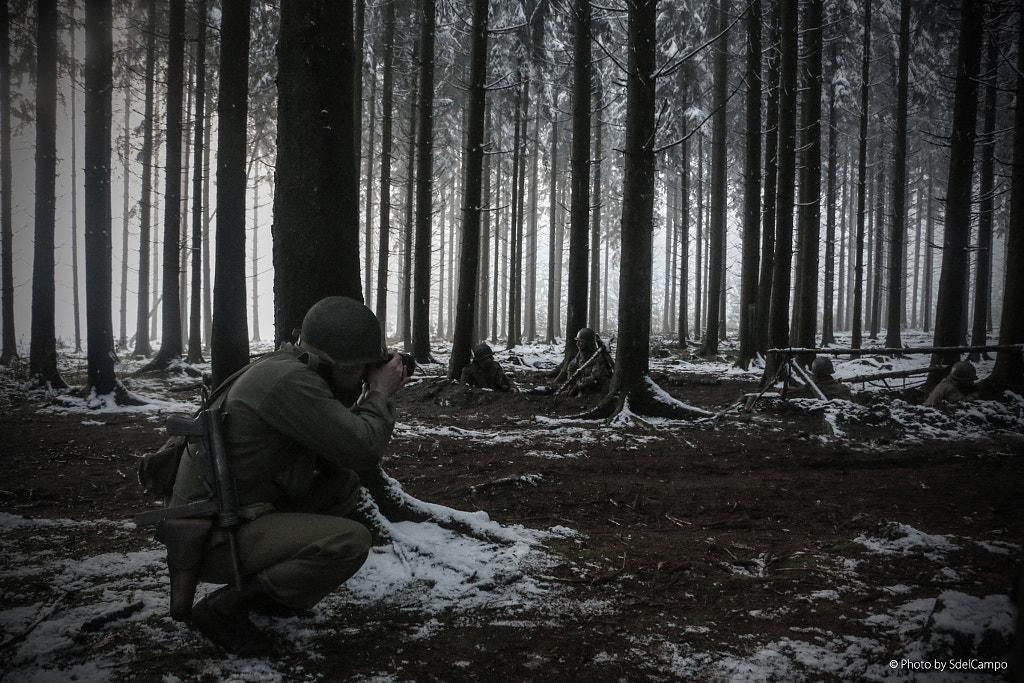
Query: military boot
xmin=191 ymin=578 xmax=277 ymax=656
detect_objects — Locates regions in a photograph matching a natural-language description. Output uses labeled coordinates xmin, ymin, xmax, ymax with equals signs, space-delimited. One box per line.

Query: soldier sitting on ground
xmin=799 ymin=356 xmax=853 ymax=400
xmin=560 ymin=327 xmax=613 ymax=397
xmin=924 ymin=360 xmax=978 ymax=407
xmin=460 ymin=343 xmax=514 ymax=392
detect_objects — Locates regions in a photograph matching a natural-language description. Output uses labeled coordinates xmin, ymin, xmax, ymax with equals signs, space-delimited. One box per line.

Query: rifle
xmin=554 ymin=338 xmax=615 ymax=396
xmin=135 ymin=408 xmax=244 ymax=622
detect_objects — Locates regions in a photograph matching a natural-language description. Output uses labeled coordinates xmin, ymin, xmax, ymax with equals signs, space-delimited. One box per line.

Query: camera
xmin=398 ymin=352 xmax=416 ymax=377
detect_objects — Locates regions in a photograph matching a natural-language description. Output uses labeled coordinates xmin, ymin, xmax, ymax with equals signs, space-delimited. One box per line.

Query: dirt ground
xmin=1 ymin=363 xmax=1022 ymax=681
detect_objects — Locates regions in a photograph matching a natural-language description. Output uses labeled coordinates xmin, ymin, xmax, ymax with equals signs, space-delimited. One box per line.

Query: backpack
xmin=137 ymin=354 xmax=275 ymax=499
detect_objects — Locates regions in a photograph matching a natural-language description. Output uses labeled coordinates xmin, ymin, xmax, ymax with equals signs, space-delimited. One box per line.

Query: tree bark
xmin=822 ymin=42 xmax=839 ymax=346
xmin=700 ymin=0 xmax=729 ymax=357
xmin=0 ymin=0 xmax=14 ymax=364
xmin=210 ymin=0 xmax=251 ymax=387
xmin=884 ymin=0 xmax=911 ymax=350
xmin=375 ymin=0 xmax=397 ymax=339
xmin=969 ymin=36 xmax=998 ymax=359
xmin=448 ymin=0 xmax=489 ymax=379
xmin=564 ymin=0 xmax=591 ymax=372
xmin=791 ymin=0 xmax=822 ymax=359
xmin=186 ymin=0 xmax=208 ymax=364
xmin=412 ymin=0 xmax=436 ymax=362
xmin=737 ymin=0 xmax=761 ymax=369
xmin=754 ymin=0 xmax=780 ymax=356
xmin=928 ymin=0 xmax=985 ymax=385
xmin=274 ymin=0 xmax=361 ymax=345
xmin=132 ymin=0 xmax=157 ymax=359
xmin=851 ymin=0 xmax=872 ymax=349
xmin=84 ymin=0 xmax=122 ymax=397
xmin=28 ymin=0 xmax=66 ymax=389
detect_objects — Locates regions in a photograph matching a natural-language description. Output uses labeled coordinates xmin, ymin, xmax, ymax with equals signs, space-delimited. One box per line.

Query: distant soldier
xmin=924 ymin=361 xmax=978 ymax=407
xmin=460 ymin=343 xmax=514 ymax=392
xmin=561 ymin=328 xmax=613 ymax=396
xmin=808 ymin=357 xmax=852 ymax=400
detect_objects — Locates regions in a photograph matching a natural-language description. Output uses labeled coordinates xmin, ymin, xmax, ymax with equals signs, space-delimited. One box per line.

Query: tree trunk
xmin=0 ymin=0 xmax=14 ymax=364
xmin=375 ymin=0 xmax=397 ymax=339
xmin=700 ymin=0 xmax=729 ymax=357
xmin=589 ymin=81 xmax=602 ymax=332
xmin=677 ymin=127 xmax=690 ymax=346
xmin=984 ymin=5 xmax=1024 ymax=389
xmin=970 ymin=36 xmax=998 ymax=359
xmin=737 ymin=0 xmax=761 ymax=370
xmin=588 ymin=0 xmax=705 ymax=421
xmin=84 ymin=0 xmax=122 ymax=398
xmin=928 ymin=0 xmax=985 ymax=385
xmin=506 ymin=76 xmax=524 ymax=349
xmin=755 ymin=0 xmax=780 ymax=356
xmin=822 ymin=43 xmax=838 ymax=346
xmin=251 ymin=180 xmax=260 ymax=341
xmin=412 ymin=0 xmax=436 ymax=362
xmin=869 ymin=167 xmax=885 ymax=340
xmin=144 ymin=0 xmax=186 ymax=369
xmin=851 ymin=0 xmax=871 ymax=349
xmin=364 ymin=57 xmax=376 ymax=308
xmin=187 ymin=0 xmax=208 ymax=364
xmin=546 ymin=103 xmax=559 ymax=343
xmin=884 ymin=0 xmax=911 ymax=350
xmin=791 ymin=0 xmax=822 ymax=361
xmin=28 ymin=0 xmax=66 ymax=389
xmin=526 ymin=96 xmax=540 ymax=341
xmin=132 ymin=0 xmax=157 ymax=359
xmin=274 ymin=0 xmax=361 ymax=346
xmin=118 ymin=82 xmax=129 ymax=350
xmin=564 ymin=0 xmax=591 ymax=372
xmin=448 ymin=0 xmax=489 ymax=379
xmin=764 ymin=0 xmax=798 ymax=381
xmin=210 ymin=0 xmax=251 ymax=388
xmin=400 ymin=71 xmax=416 ymax=351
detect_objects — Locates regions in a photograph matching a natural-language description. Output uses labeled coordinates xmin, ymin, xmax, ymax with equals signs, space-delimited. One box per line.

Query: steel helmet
xmin=473 ymin=343 xmax=493 ymax=360
xmin=811 ymin=356 xmax=834 ymax=377
xmin=300 ymin=296 xmax=389 ymax=366
xmin=575 ymin=328 xmax=597 ymax=344
xmin=949 ymin=361 xmax=976 ymax=382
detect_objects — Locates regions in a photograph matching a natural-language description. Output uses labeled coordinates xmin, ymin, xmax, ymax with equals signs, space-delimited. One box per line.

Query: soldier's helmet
xmin=473 ymin=343 xmax=493 ymax=360
xmin=300 ymin=296 xmax=389 ymax=367
xmin=811 ymin=356 xmax=834 ymax=377
xmin=575 ymin=328 xmax=597 ymax=344
xmin=950 ymin=360 xmax=977 ymax=382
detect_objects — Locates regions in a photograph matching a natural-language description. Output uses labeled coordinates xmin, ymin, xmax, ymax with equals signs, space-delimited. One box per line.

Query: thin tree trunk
xmin=145 ymin=0 xmax=186 ymax=369
xmin=546 ymin=104 xmax=559 ymax=343
xmin=700 ymin=0 xmax=729 ymax=357
xmin=589 ymin=83 xmax=602 ymax=332
xmin=677 ymin=131 xmax=690 ymax=346
xmin=375 ymin=0 xmax=397 ymax=338
xmin=869 ymin=167 xmax=885 ymax=339
xmin=400 ymin=72 xmax=416 ymax=351
xmin=210 ymin=0 xmax=251 ymax=387
xmin=851 ymin=0 xmax=872 ymax=349
xmin=29 ymin=0 xmax=66 ymax=388
xmin=885 ymin=0 xmax=911 ymax=350
xmin=251 ymin=180 xmax=260 ymax=341
xmin=923 ymin=176 xmax=934 ymax=332
xmin=71 ymin=21 xmax=82 ymax=354
xmin=822 ymin=42 xmax=838 ymax=346
xmin=449 ymin=0 xmax=489 ymax=378
xmin=765 ymin=0 xmax=798 ymax=376
xmin=364 ymin=55 xmax=377 ymax=305
xmin=755 ymin=0 xmax=780 ymax=355
xmin=187 ymin=0 xmax=208 ymax=363
xmin=737 ymin=0 xmax=761 ymax=369
xmin=119 ymin=82 xmax=130 ymax=350
xmin=133 ymin=0 xmax=156 ymax=359
xmin=412 ymin=0 xmax=437 ymax=362
xmin=564 ymin=0 xmax=591 ymax=372
xmin=0 ymin=0 xmax=14 ymax=364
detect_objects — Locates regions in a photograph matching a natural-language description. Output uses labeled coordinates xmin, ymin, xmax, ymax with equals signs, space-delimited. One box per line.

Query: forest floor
xmin=0 ymin=338 xmax=1022 ymax=682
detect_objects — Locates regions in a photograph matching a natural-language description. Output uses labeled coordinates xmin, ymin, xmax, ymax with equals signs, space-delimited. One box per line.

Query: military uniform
xmin=924 ymin=376 xmax=974 ymax=407
xmin=809 ymin=375 xmax=852 ymax=400
xmin=564 ymin=347 xmax=613 ymax=395
xmin=170 ymin=343 xmax=394 ymax=610
xmin=460 ymin=357 xmax=512 ymax=391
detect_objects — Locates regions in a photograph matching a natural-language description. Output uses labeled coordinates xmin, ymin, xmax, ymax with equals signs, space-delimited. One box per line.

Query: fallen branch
xmin=843 ymin=366 xmax=943 ymax=384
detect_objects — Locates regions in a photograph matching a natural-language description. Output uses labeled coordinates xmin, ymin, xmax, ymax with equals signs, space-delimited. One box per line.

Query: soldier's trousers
xmin=199 ymin=470 xmax=371 ymax=610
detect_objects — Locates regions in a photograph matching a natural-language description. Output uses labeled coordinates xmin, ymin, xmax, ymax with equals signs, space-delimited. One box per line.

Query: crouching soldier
xmin=924 ymin=360 xmax=978 ymax=407
xmin=460 ymin=343 xmax=514 ymax=391
xmin=807 ymin=357 xmax=852 ymax=400
xmin=560 ymin=328 xmax=613 ymax=396
xmin=168 ymin=296 xmax=409 ymax=655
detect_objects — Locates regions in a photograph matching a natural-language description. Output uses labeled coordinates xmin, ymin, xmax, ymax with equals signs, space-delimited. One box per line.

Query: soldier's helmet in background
xmin=575 ymin=328 xmax=597 ymax=344
xmin=950 ymin=360 xmax=977 ymax=382
xmin=811 ymin=356 xmax=834 ymax=377
xmin=473 ymin=343 xmax=494 ymax=360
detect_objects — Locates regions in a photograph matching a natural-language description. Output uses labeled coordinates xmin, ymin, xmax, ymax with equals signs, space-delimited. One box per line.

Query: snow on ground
xmin=0 ymin=333 xmax=1020 ymax=680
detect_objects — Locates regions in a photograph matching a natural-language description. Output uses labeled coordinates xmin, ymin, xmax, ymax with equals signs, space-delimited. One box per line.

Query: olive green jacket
xmin=460 ymin=357 xmax=512 ymax=391
xmin=170 ymin=345 xmax=395 ymax=510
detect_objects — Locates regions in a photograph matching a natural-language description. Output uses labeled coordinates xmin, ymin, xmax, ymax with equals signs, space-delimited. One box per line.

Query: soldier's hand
xmin=367 ymin=353 xmax=408 ymax=397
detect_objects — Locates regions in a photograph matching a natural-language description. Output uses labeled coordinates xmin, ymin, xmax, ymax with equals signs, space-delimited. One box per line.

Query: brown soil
xmin=1 ymin=366 xmax=1022 ymax=681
